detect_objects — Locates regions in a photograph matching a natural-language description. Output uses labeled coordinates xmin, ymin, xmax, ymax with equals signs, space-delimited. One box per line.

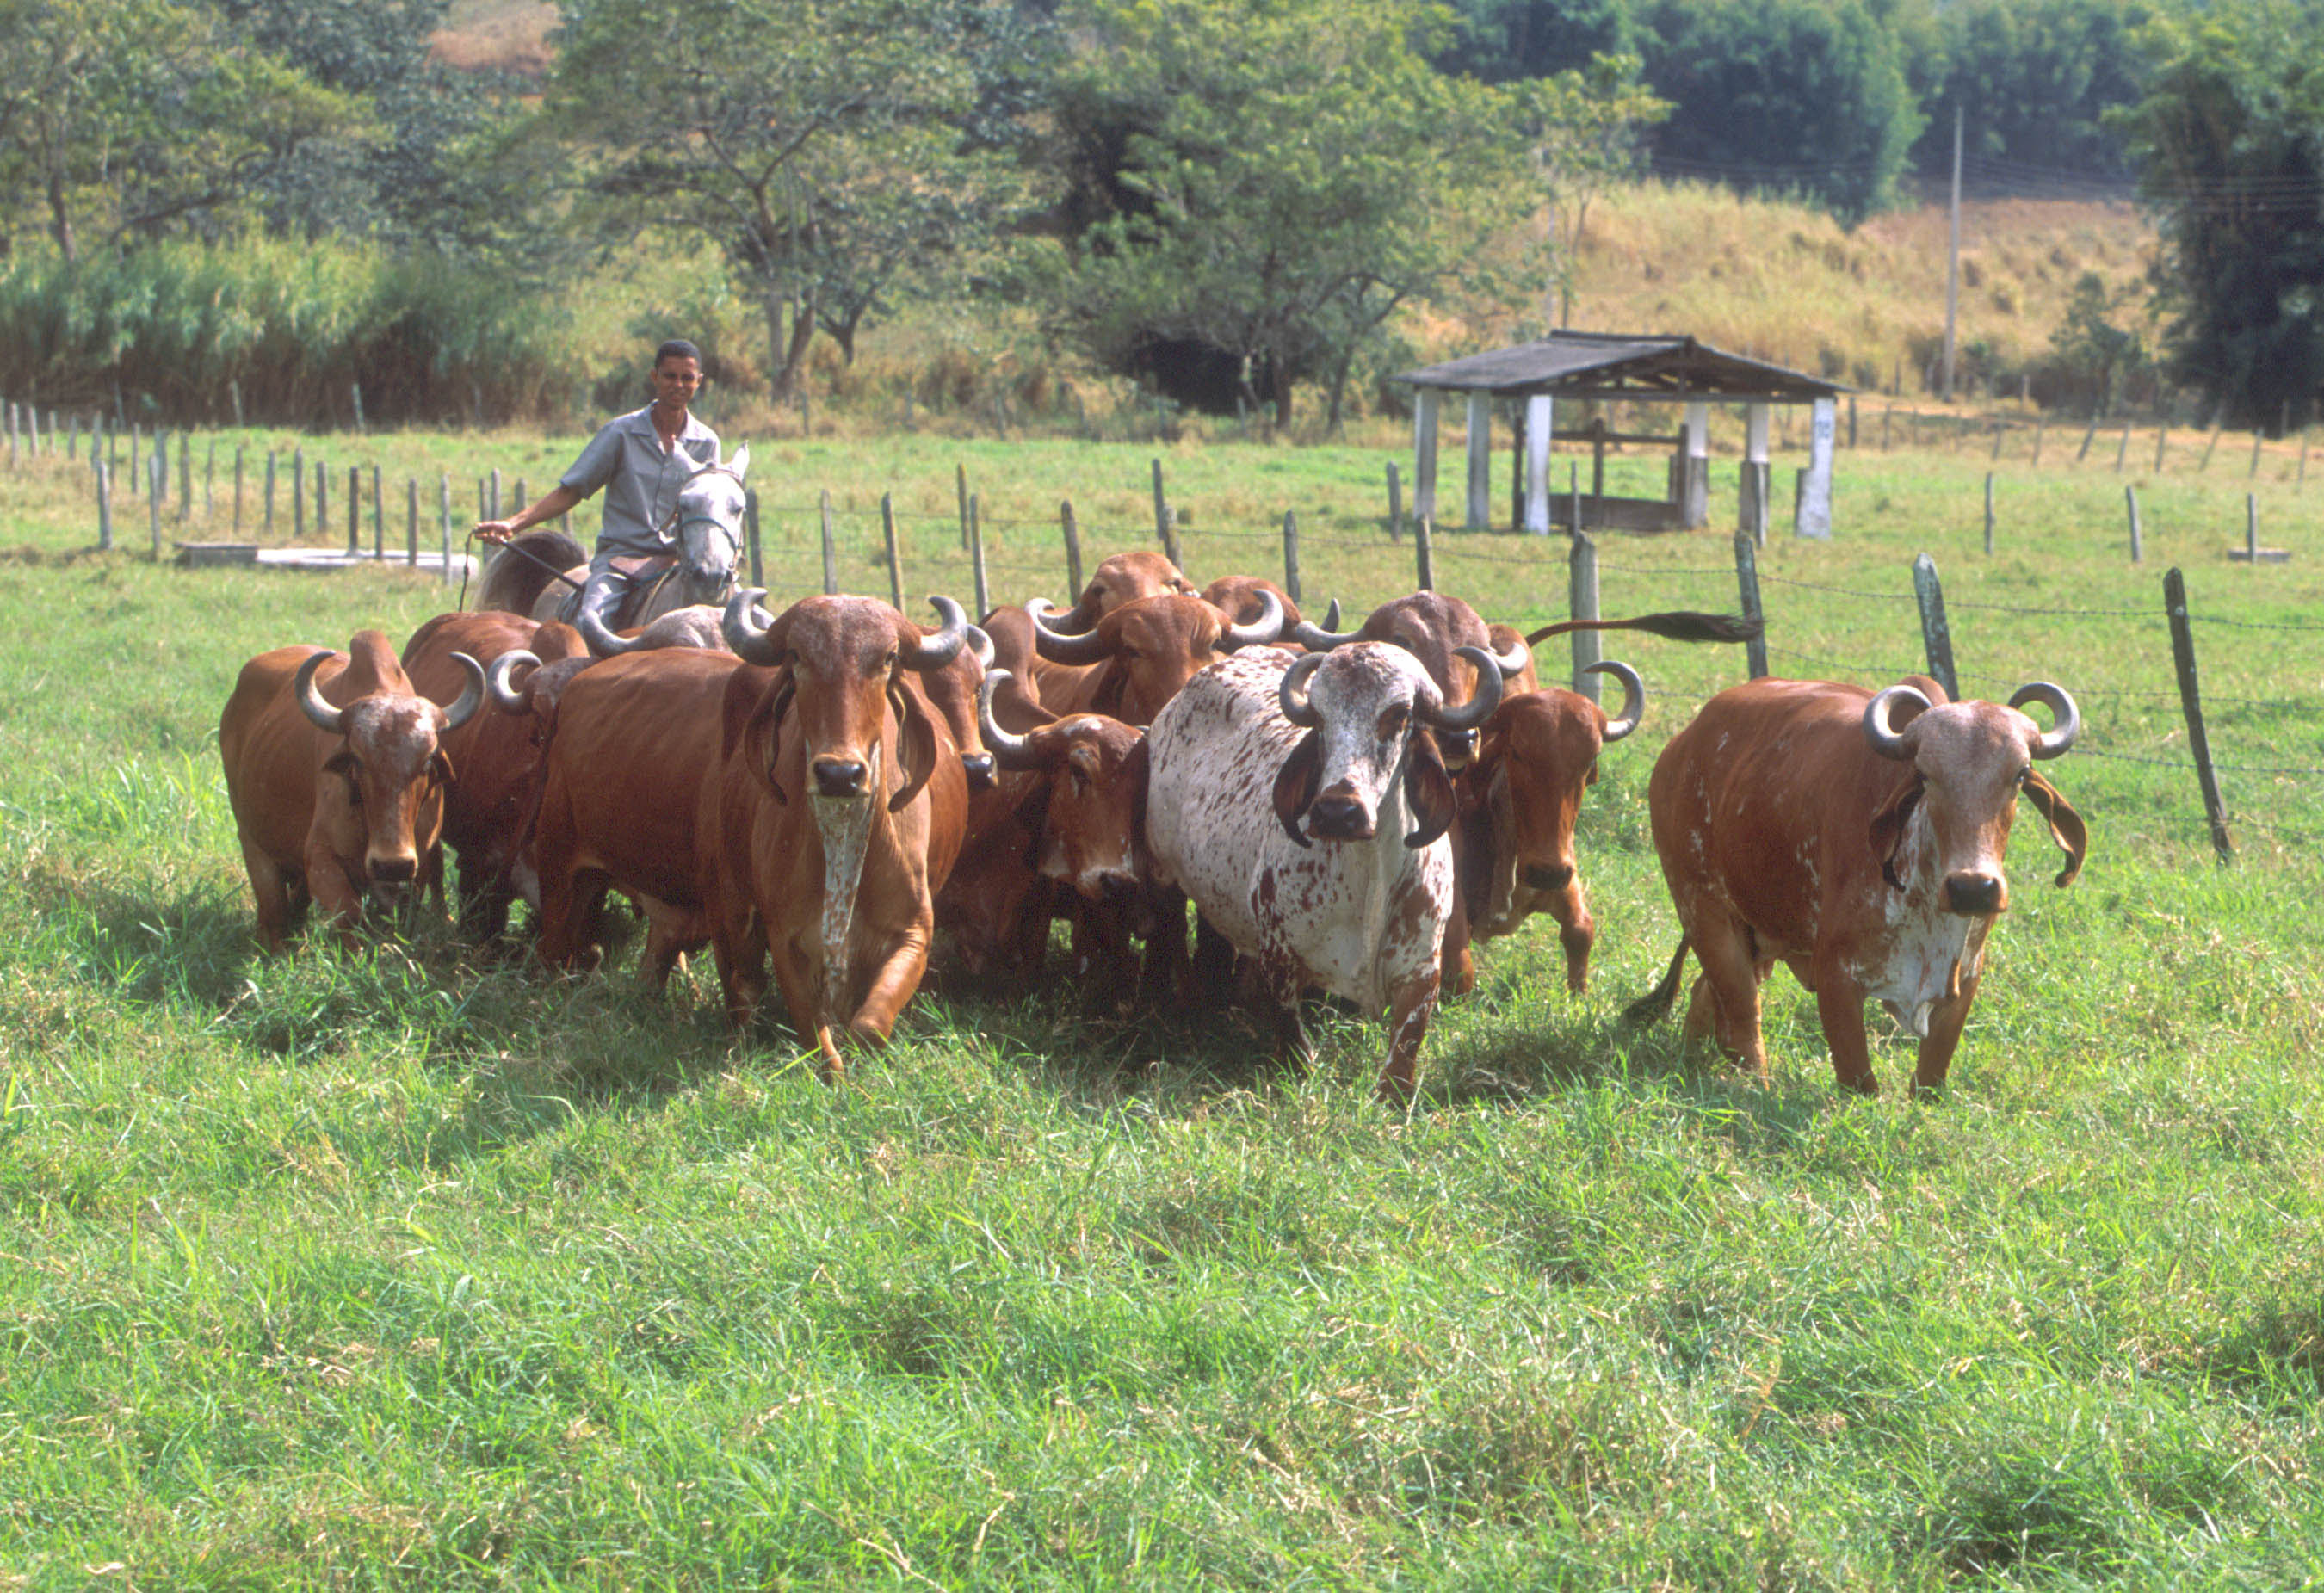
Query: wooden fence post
xmin=406 ymin=478 xmax=418 ymax=566
xmin=1568 ymin=530 xmax=1601 ymax=703
xmin=955 ymin=462 xmax=969 ymax=551
xmin=232 ymin=446 xmax=244 ymax=534
xmin=881 ymin=493 xmax=903 ymax=611
xmin=350 ymin=381 xmax=365 ymax=435
xmin=440 ymin=475 xmax=454 ymax=585
xmin=1386 ymin=460 xmax=1402 ymax=542
xmin=2077 ymin=409 xmax=2099 ymax=463
xmin=229 ymin=379 xmax=244 ymax=429
xmin=1733 ymin=530 xmax=1768 ymax=679
xmin=264 ymin=452 xmax=275 ymax=534
xmin=2245 ymin=493 xmax=2259 ymax=561
xmin=293 ymin=448 xmax=305 ymax=538
xmin=347 ymin=466 xmax=360 ymax=555
xmin=1910 ymin=553 xmax=1958 ymax=699
xmin=177 ymin=433 xmax=191 ymax=522
xmin=2154 ymin=423 xmax=2168 ymax=473
xmin=96 ymin=460 xmax=112 ymax=550
xmin=2125 ymin=485 xmax=2142 ymax=563
xmin=1160 ymin=506 xmax=1184 ymax=578
xmin=2114 ymin=423 xmax=2131 ymax=472
xmin=1151 ymin=457 xmax=1170 ymax=554
xmin=1415 ymin=515 xmax=1434 ymax=592
xmin=148 ymin=451 xmax=163 ymax=559
xmin=1882 ymin=405 xmax=1892 ymax=451
xmin=489 ymin=467 xmax=500 ymax=521
xmin=317 ymin=460 xmax=329 ymax=534
xmin=1983 ymin=472 xmax=1995 ymax=554
xmin=2164 ymin=566 xmax=2234 ymax=862
xmin=745 ymin=488 xmax=763 ymax=589
xmin=204 ymin=439 xmax=214 ymax=522
xmin=2249 ymin=429 xmax=2265 ymax=479
xmin=2200 ymin=423 xmax=2222 ymax=472
xmin=1060 ymin=499 xmax=1084 ymax=600
xmin=819 ymin=488 xmax=839 ymax=596
xmin=371 ymin=466 xmax=383 ymax=558
xmin=968 ymin=493 xmax=989 ymax=618
xmin=1991 ymin=418 xmax=2006 ymax=463
xmin=1282 ymin=510 xmax=1302 ymax=605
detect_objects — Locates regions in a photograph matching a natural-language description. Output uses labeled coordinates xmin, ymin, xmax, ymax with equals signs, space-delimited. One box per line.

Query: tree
xmin=1053 ymin=0 xmax=1527 ymax=429
xmin=2117 ymin=1 xmax=2324 ymax=428
xmin=1635 ymin=0 xmax=1921 ymax=223
xmin=1900 ymin=0 xmax=2149 ymax=186
xmin=0 ymin=0 xmax=358 ymax=260
xmin=549 ymin=0 xmax=1041 ymax=399
xmin=1510 ymin=53 xmax=1667 ymax=327
xmin=1431 ymin=0 xmax=1638 ymax=83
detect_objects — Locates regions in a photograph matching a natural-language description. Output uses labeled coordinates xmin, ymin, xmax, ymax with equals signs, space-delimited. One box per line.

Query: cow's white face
xmin=1878 ymin=701 xmax=2041 ymax=916
xmin=1295 ymin=644 xmax=1444 ymax=844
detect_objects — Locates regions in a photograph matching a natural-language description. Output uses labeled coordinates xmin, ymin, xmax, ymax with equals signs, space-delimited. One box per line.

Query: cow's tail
xmin=1620 ymin=937 xmax=1690 ymax=1028
xmin=1525 ymin=611 xmax=1763 ymax=646
xmin=475 ymin=528 xmax=588 ymax=615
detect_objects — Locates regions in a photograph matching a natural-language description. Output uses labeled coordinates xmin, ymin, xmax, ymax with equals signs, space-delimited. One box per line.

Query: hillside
xmin=430 ymin=0 xmax=556 ymax=73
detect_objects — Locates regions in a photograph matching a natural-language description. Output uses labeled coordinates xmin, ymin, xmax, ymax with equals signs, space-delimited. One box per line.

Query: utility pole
xmin=1942 ymin=103 xmax=1962 ymax=402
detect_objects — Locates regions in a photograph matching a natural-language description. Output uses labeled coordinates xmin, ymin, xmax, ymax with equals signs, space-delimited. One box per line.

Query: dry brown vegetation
xmin=430 ymin=0 xmax=557 ymax=74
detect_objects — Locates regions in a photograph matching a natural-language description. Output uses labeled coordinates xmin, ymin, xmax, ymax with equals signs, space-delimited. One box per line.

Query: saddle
xmin=555 ymin=552 xmax=682 ymax=628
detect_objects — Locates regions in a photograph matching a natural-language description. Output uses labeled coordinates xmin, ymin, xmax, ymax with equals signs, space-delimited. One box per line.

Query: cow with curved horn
xmin=1455 ymin=659 xmax=1643 ymax=994
xmin=220 ymin=631 xmax=484 ymax=953
xmin=572 ymin=602 xmax=732 ymax=658
xmin=936 ymin=670 xmax=1153 ymax=989
xmin=399 ymin=612 xmax=592 ymax=939
xmin=1144 ymin=641 xmax=1500 ymax=1101
xmin=1018 ymin=587 xmax=1284 ymax=725
xmin=1041 ymin=550 xmax=1196 ymax=634
xmin=1202 ymin=574 xmax=1307 ymax=632
xmin=700 ymin=590 xmax=974 ymax=1077
xmin=1626 ymin=675 xmax=2086 ymax=1094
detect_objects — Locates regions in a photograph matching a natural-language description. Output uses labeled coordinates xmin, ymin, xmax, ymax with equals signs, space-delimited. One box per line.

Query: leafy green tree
xmin=0 ymin=0 xmax=358 ymax=259
xmin=549 ymin=0 xmax=1041 ymax=398
xmin=1635 ymin=0 xmax=1921 ymax=222
xmin=1432 ymin=0 xmax=1638 ymax=83
xmin=2117 ymin=0 xmax=2324 ymax=427
xmin=1511 ymin=53 xmax=1667 ymax=326
xmin=1053 ymin=0 xmax=1525 ymax=428
xmin=1901 ymin=0 xmax=2148 ymax=184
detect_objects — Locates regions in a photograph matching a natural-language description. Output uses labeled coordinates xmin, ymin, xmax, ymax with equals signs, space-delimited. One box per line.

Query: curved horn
xmin=1289 ymin=597 xmax=1362 ymax=651
xmin=1863 ymin=683 xmax=1931 ymax=762
xmin=487 ymin=650 xmax=541 ymax=714
xmin=1585 ymin=658 xmax=1645 ymax=743
xmin=577 ymin=604 xmax=638 ymax=658
xmin=902 ymin=595 xmax=969 ymax=671
xmin=977 ymin=670 xmax=1043 ymax=771
xmin=723 ymin=587 xmax=781 ymax=664
xmin=1219 ymin=586 xmax=1284 ymax=651
xmin=2008 ymin=681 xmax=2080 ymax=760
xmin=1277 ymin=651 xmax=1326 ymax=727
xmin=437 ymin=652 xmax=486 ymax=732
xmin=1027 ymin=597 xmax=1113 ymax=664
xmin=967 ymin=624 xmax=995 ymax=670
xmin=1416 ymin=645 xmax=1504 ymax=735
xmin=1490 ymin=629 xmax=1533 ymax=680
xmin=293 ymin=650 xmax=346 ymax=735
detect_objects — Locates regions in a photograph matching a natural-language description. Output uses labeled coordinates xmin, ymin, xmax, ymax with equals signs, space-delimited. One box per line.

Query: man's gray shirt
xmin=559 ymin=406 xmax=722 ymax=559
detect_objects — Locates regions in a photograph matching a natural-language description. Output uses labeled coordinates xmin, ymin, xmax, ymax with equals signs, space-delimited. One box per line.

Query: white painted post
xmin=1796 ymin=397 xmax=1836 ymax=539
xmin=1412 ymin=388 xmax=1441 ymax=525
xmin=1523 ymin=393 xmax=1553 ymax=534
xmin=1464 ymin=391 xmax=1492 ymax=530
xmin=1683 ymin=401 xmax=1710 ymax=528
xmin=1741 ymin=403 xmax=1771 ymax=541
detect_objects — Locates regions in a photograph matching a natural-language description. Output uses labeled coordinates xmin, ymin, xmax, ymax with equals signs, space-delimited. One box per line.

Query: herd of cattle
xmin=217 ymin=547 xmax=2088 ymax=1098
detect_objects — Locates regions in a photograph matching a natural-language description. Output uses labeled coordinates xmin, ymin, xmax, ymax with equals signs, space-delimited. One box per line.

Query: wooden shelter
xmin=1394 ymin=331 xmax=1848 ymax=538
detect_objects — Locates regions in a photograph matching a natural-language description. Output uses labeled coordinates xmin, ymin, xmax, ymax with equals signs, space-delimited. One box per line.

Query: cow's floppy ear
xmin=2021 ymin=769 xmax=2087 ymax=888
xmin=1403 ymin=728 xmax=1457 ymax=849
xmin=430 ymin=749 xmax=457 ymax=788
xmin=889 ymin=677 xmax=942 ymax=813
xmin=735 ymin=670 xmax=791 ymax=805
xmin=1271 ymin=731 xmax=1322 ymax=849
xmin=1868 ymin=774 xmax=1923 ymax=889
xmin=1089 ymin=659 xmax=1128 ymax=719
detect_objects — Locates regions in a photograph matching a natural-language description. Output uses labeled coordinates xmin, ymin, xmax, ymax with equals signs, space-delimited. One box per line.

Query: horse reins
xmin=465 ymin=459 xmax=746 ymax=610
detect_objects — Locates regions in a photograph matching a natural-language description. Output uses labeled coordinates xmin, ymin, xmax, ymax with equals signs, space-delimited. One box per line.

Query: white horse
xmin=479 ymin=445 xmax=751 ymax=656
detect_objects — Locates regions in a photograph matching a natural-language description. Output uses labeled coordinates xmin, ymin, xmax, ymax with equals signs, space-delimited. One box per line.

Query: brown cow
xmin=934 ymin=670 xmax=1153 ymax=989
xmin=1202 ymin=574 xmax=1306 ymax=632
xmin=1456 ymin=661 xmax=1642 ymax=993
xmin=401 ymin=612 xmax=590 ymax=938
xmin=702 ymin=590 xmax=974 ymax=1077
xmin=528 ymin=645 xmax=746 ymax=989
xmin=1044 ymin=549 xmax=1195 ymax=632
xmin=1628 ymin=676 xmax=2086 ymax=1094
xmin=220 ymin=631 xmax=483 ymax=953
xmin=1021 ymin=589 xmax=1284 ymax=725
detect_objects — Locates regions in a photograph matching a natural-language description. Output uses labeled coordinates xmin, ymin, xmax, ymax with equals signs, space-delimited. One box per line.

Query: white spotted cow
xmin=1143 ymin=642 xmax=1501 ymax=1101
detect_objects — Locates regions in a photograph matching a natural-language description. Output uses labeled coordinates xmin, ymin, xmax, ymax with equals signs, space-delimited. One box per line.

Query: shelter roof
xmin=1394 ymin=331 xmax=1845 ymax=401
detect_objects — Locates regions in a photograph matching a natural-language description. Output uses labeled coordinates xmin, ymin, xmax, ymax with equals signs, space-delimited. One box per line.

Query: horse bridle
xmin=647 ymin=460 xmax=748 ymax=551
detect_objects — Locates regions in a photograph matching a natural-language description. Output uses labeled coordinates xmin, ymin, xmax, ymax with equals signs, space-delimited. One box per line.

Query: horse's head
xmin=672 ymin=444 xmax=750 ymax=602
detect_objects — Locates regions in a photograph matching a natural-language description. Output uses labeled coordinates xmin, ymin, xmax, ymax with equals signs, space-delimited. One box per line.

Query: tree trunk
xmin=764 ymin=287 xmax=818 ymax=401
xmin=1326 ymin=348 xmax=1356 ymax=435
xmin=47 ymin=164 xmax=75 ymax=262
xmin=1268 ymin=359 xmax=1294 ymax=428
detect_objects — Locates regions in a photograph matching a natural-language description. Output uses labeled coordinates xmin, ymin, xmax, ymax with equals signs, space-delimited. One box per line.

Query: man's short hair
xmin=654 ymin=339 xmax=703 ymax=368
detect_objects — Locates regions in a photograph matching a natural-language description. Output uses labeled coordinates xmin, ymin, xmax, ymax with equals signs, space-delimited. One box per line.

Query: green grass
xmin=3 ymin=423 xmax=2323 ymax=1588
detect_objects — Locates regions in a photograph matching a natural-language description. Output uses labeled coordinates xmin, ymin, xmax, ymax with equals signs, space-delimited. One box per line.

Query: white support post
xmin=1796 ymin=397 xmax=1837 ymax=539
xmin=1683 ymin=401 xmax=1710 ymax=528
xmin=1523 ymin=393 xmax=1554 ymax=534
xmin=1741 ymin=403 xmax=1771 ymax=541
xmin=1412 ymin=389 xmax=1440 ymax=525
xmin=1464 ymin=391 xmax=1492 ymax=531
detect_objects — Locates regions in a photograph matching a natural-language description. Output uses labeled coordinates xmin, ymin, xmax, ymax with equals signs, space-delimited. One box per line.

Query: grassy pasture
xmin=2 ymin=423 xmax=2322 ymax=1588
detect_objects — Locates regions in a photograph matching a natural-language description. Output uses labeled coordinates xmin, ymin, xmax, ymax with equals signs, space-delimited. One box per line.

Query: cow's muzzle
xmin=1520 ymin=861 xmax=1575 ymax=892
xmin=1942 ymin=870 xmax=2006 ymax=916
xmin=1306 ymin=792 xmax=1375 ymax=841
xmin=813 ymin=756 xmax=869 ymax=799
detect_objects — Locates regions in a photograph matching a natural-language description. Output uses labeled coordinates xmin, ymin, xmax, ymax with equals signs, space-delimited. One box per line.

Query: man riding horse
xmin=475 ymin=340 xmax=746 ymax=647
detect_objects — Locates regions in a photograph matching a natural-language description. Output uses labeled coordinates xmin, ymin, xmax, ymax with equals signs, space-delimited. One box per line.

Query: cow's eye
xmin=2017 ymin=764 xmax=2031 ymax=786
